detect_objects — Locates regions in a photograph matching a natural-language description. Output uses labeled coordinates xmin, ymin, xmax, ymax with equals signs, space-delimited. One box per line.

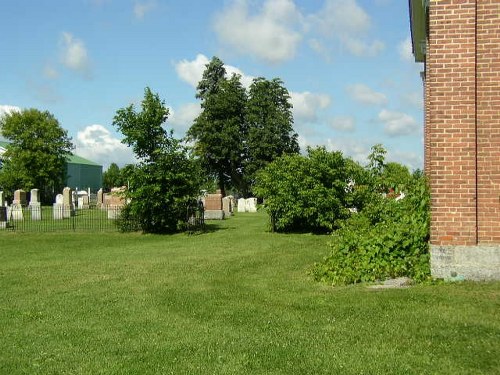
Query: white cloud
xmin=134 ymin=1 xmax=157 ymax=20
xmin=309 ymin=0 xmax=384 ymax=57
xmin=0 ymin=105 xmax=21 ymax=119
xmin=175 ymin=54 xmax=210 ymax=88
xmin=346 ymin=84 xmax=387 ymax=106
xmin=314 ymin=0 xmax=371 ymax=35
xmin=75 ymin=124 xmax=135 ymax=168
xmin=399 ymin=36 xmax=414 ymax=61
xmin=378 ymin=109 xmax=419 ymax=137
xmin=329 ymin=116 xmax=356 ymax=132
xmin=325 ymin=137 xmax=371 ymax=164
xmin=340 ymin=36 xmax=385 ymax=57
xmin=60 ymin=32 xmax=91 ymax=78
xmin=290 ymin=91 xmax=331 ymax=122
xmin=213 ymin=0 xmax=303 ymax=63
xmin=175 ymin=54 xmax=254 ymax=89
xmin=168 ymin=103 xmax=202 ymax=136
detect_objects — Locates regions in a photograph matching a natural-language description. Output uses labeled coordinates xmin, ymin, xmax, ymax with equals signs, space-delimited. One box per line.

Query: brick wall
xmin=477 ymin=0 xmax=500 ymax=243
xmin=426 ymin=0 xmax=499 ymax=245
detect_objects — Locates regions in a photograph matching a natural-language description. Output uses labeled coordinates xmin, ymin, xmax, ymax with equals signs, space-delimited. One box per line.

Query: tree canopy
xmin=188 ymin=65 xmax=247 ymax=196
xmin=187 ymin=56 xmax=299 ymax=196
xmin=0 ymin=108 xmax=73 ymax=203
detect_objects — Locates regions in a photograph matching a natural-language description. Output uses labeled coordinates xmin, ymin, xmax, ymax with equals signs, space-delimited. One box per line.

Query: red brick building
xmin=410 ymin=0 xmax=499 ymax=279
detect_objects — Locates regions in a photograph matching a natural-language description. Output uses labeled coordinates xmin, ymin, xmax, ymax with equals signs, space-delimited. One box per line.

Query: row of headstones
xmin=0 ymin=189 xmax=44 ymax=223
xmin=202 ymin=191 xmax=258 ymax=220
xmin=0 ymin=187 xmax=127 ymax=224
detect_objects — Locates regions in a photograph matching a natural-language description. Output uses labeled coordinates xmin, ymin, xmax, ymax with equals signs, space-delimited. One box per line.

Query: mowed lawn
xmin=0 ymin=212 xmax=499 ymax=374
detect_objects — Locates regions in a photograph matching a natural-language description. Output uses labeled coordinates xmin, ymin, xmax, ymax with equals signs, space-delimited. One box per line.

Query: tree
xmin=245 ymin=77 xmax=299 ymax=190
xmin=0 ymin=108 xmax=73 ymax=203
xmin=113 ymin=87 xmax=200 ymax=234
xmin=187 ymin=57 xmax=247 ymax=195
xmin=102 ymin=163 xmax=124 ymax=191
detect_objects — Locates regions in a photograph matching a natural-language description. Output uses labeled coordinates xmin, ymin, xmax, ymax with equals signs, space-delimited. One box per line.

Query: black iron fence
xmin=0 ymin=202 xmax=205 ymax=233
xmin=0 ymin=205 xmax=123 ymax=232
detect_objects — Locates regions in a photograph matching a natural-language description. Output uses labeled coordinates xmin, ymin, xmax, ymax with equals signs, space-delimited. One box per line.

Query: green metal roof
xmin=409 ymin=0 xmax=427 ymax=62
xmin=66 ymin=153 xmax=101 ymax=166
xmin=0 ymin=140 xmax=101 ymax=167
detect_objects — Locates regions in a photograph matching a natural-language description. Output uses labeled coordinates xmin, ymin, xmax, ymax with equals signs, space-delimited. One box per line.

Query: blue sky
xmin=0 ymin=0 xmax=424 ymax=170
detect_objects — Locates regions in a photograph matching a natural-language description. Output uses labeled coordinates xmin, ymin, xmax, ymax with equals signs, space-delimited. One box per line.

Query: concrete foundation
xmin=430 ymin=245 xmax=500 ymax=281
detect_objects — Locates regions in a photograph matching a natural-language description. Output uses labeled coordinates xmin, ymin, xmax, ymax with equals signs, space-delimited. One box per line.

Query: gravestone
xmin=62 ymin=187 xmax=75 ymax=218
xmin=29 ymin=188 xmax=41 ymax=221
xmin=246 ymin=198 xmax=258 ymax=213
xmin=13 ymin=189 xmax=27 ymax=206
xmin=107 ymin=187 xmax=127 ymax=219
xmin=77 ymin=190 xmax=89 ymax=209
xmin=0 ymin=198 xmax=6 ymax=229
xmin=237 ymin=198 xmax=246 ymax=212
xmin=96 ymin=188 xmax=103 ymax=208
xmin=53 ymin=194 xmax=64 ymax=220
xmin=204 ymin=190 xmax=224 ymax=220
xmin=222 ymin=196 xmax=232 ymax=217
xmin=10 ymin=203 xmax=24 ymax=221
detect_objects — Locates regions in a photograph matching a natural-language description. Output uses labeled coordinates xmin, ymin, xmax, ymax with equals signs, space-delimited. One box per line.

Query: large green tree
xmin=245 ymin=77 xmax=299 ymax=190
xmin=113 ymin=87 xmax=200 ymax=234
xmin=0 ymin=108 xmax=73 ymax=203
xmin=187 ymin=57 xmax=247 ymax=195
xmin=188 ymin=57 xmax=300 ymax=196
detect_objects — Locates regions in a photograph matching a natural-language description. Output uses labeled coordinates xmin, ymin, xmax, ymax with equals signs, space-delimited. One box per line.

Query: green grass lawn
xmin=1 ymin=212 xmax=499 ymax=374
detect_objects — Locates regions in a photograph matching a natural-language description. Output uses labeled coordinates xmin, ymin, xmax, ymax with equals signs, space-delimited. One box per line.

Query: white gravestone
xmin=29 ymin=188 xmax=41 ymax=220
xmin=53 ymin=194 xmax=64 ymax=220
xmin=237 ymin=198 xmax=246 ymax=212
xmin=246 ymin=198 xmax=258 ymax=213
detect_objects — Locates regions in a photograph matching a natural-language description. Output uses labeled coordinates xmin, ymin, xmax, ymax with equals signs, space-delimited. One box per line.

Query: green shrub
xmin=254 ymin=147 xmax=349 ymax=233
xmin=312 ymin=172 xmax=431 ymax=285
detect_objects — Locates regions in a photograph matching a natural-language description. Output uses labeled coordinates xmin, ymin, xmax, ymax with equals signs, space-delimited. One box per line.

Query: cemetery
xmin=0 ymin=185 xmax=261 ymax=232
xmin=1 ymin=2 xmax=498 ymax=372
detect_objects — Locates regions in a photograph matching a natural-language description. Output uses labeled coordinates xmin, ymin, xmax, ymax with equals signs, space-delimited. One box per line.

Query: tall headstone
xmin=29 ymin=188 xmax=41 ymax=220
xmin=97 ymin=188 xmax=103 ymax=208
xmin=13 ymin=189 xmax=27 ymax=206
xmin=53 ymin=194 xmax=64 ymax=220
xmin=0 ymin=192 xmax=6 ymax=229
xmin=62 ymin=187 xmax=75 ymax=218
xmin=222 ymin=196 xmax=233 ymax=217
xmin=237 ymin=198 xmax=246 ymax=212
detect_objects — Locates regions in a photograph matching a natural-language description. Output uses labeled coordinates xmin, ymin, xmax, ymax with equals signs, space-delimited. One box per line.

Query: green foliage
xmin=113 ymin=87 xmax=200 ymax=234
xmin=245 ymin=77 xmax=299 ymax=189
xmin=254 ymin=146 xmax=348 ymax=233
xmin=0 ymin=108 xmax=74 ymax=203
xmin=188 ymin=66 xmax=247 ymax=195
xmin=102 ymin=163 xmax=124 ymax=191
xmin=312 ymin=169 xmax=431 ymax=285
xmin=187 ymin=57 xmax=299 ymax=196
